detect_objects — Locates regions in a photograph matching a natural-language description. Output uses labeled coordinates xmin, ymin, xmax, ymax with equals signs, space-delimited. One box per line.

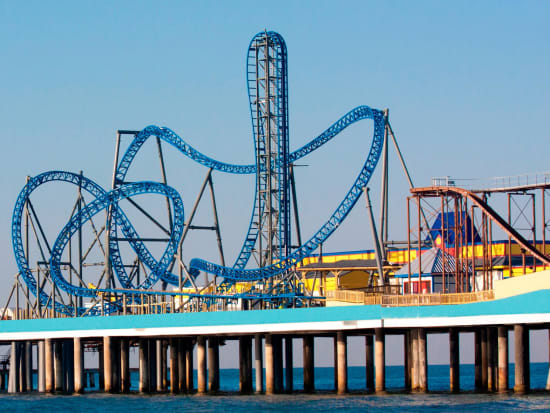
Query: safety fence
xmin=327 ymin=289 xmax=494 ymax=306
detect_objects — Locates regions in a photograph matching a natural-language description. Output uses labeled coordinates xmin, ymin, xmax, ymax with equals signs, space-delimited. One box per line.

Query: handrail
xmin=327 ymin=289 xmax=494 ymax=307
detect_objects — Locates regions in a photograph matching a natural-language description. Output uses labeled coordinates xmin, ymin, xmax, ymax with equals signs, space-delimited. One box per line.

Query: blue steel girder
xmin=115 ymin=126 xmax=256 ymax=186
xmin=11 ymin=30 xmax=389 ymax=314
xmin=245 ymin=31 xmax=290 ymax=269
xmin=111 ymin=105 xmax=379 ymax=273
xmin=235 ymin=31 xmax=290 ymax=272
xmin=109 ymin=104 xmax=384 ymax=283
xmin=12 ymin=171 xmax=185 ymax=315
xmin=189 ymin=107 xmax=385 ymax=281
xmin=11 ymin=171 xmax=107 ymax=315
xmin=50 ymin=181 xmax=184 ymax=298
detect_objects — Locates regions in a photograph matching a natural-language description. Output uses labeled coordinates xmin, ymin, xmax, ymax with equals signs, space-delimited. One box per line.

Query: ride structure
xmin=6 ymin=31 xmax=389 ymax=316
xmin=403 ymin=177 xmax=550 ymax=294
xmin=6 ymin=31 xmax=549 ymax=319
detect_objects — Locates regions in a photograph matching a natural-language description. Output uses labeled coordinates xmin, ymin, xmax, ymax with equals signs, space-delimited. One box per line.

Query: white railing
xmin=432 ymin=172 xmax=550 ymax=191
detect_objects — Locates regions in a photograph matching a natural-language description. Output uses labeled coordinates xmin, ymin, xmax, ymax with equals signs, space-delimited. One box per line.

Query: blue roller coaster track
xmin=11 ymin=30 xmax=385 ymax=315
xmin=12 ymin=172 xmax=185 ymax=315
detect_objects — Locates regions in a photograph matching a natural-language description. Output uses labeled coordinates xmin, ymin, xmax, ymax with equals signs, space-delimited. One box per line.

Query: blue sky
xmin=0 ymin=1 xmax=549 ymax=363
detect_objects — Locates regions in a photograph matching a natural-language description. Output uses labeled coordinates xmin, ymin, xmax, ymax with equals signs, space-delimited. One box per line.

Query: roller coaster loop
xmin=12 ymin=171 xmax=184 ymax=315
xmin=49 ymin=181 xmax=184 ymax=298
xmin=11 ymin=30 xmax=386 ymax=314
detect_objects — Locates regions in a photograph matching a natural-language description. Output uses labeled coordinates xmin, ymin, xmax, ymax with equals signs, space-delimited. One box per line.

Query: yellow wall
xmin=302 ymin=275 xmax=336 ymax=295
xmin=233 ymin=243 xmax=550 ymax=295
xmin=299 ymin=243 xmax=550 ymax=267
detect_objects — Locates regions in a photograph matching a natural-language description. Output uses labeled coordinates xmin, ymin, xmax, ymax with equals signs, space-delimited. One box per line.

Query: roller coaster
xmin=9 ymin=31 xmax=386 ymax=316
xmin=8 ymin=31 xmax=549 ymax=318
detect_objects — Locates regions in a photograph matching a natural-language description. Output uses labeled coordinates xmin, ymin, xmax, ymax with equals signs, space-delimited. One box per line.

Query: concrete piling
xmin=255 ymin=334 xmax=263 ymax=393
xmin=74 ymin=337 xmax=83 ymax=393
xmin=18 ymin=341 xmax=24 ymax=392
xmin=303 ymin=335 xmax=314 ymax=393
xmin=120 ymin=338 xmax=130 ymax=393
xmin=161 ymin=340 xmax=168 ymax=391
xmin=139 ymin=338 xmax=149 ymax=393
xmin=24 ymin=341 xmax=32 ymax=392
xmin=336 ymin=331 xmax=347 ymax=394
xmin=514 ymin=324 xmax=530 ymax=393
xmin=45 ymin=338 xmax=53 ymax=393
xmin=148 ymin=339 xmax=157 ymax=391
xmin=474 ymin=329 xmax=482 ymax=390
xmin=410 ymin=328 xmax=427 ymax=392
xmin=156 ymin=339 xmax=163 ymax=392
xmin=333 ymin=335 xmax=338 ymax=391
xmin=8 ymin=342 xmax=18 ymax=393
xmin=411 ymin=328 xmax=418 ymax=390
xmin=481 ymin=327 xmax=488 ymax=390
xmin=185 ymin=338 xmax=194 ymax=392
xmin=98 ymin=342 xmax=105 ymax=390
xmin=498 ymin=326 xmax=508 ymax=393
xmin=365 ymin=334 xmax=374 ymax=391
xmin=449 ymin=328 xmax=459 ymax=392
xmin=54 ymin=340 xmax=63 ymax=392
xmin=103 ymin=336 xmax=112 ymax=392
xmin=64 ymin=339 xmax=74 ymax=393
xmin=375 ymin=328 xmax=385 ymax=393
xmin=38 ymin=340 xmax=45 ymax=392
xmin=170 ymin=338 xmax=179 ymax=393
xmin=112 ymin=338 xmax=120 ymax=392
xmin=265 ymin=334 xmax=274 ymax=395
xmin=284 ymin=336 xmax=293 ymax=393
xmin=17 ymin=342 xmax=24 ymax=392
xmin=197 ymin=336 xmax=207 ymax=394
xmin=208 ymin=337 xmax=220 ymax=392
xmin=239 ymin=336 xmax=253 ymax=393
xmin=487 ymin=327 xmax=496 ymax=392
xmin=404 ymin=332 xmax=411 ymax=390
xmin=273 ymin=335 xmax=283 ymax=393
xmin=418 ymin=328 xmax=427 ymax=392
xmin=177 ymin=338 xmax=186 ymax=392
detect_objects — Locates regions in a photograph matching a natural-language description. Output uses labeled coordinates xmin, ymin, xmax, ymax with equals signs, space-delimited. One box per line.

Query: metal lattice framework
xmin=11 ymin=172 xmax=185 ymax=315
xmin=246 ymin=31 xmax=290 ymax=269
xmin=49 ymin=181 xmax=185 ymax=297
xmin=11 ymin=30 xmax=385 ymax=314
xmin=189 ymin=106 xmax=384 ymax=281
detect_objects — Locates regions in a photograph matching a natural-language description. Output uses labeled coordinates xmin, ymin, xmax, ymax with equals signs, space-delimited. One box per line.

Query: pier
xmin=2 ymin=278 xmax=550 ymax=395
xmin=2 ymin=29 xmax=550 ymax=399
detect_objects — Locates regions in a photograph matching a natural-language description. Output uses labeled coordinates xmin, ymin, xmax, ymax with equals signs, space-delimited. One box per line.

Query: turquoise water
xmin=2 ymin=364 xmax=550 ymax=412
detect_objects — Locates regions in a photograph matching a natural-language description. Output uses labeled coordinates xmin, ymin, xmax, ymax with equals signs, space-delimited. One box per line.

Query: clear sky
xmin=0 ymin=1 xmax=549 ymax=365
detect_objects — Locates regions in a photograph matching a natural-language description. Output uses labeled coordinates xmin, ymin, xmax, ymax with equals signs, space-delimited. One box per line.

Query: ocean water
xmin=2 ymin=364 xmax=550 ymax=412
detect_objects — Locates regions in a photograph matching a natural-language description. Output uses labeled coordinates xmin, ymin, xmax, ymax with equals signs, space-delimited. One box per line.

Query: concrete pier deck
xmin=1 ymin=290 xmax=549 ymax=341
